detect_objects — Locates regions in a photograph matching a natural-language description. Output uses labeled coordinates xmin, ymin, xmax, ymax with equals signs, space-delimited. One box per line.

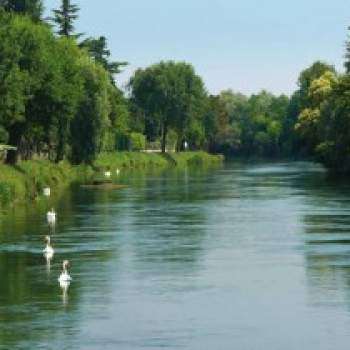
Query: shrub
xmin=130 ymin=132 xmax=145 ymax=151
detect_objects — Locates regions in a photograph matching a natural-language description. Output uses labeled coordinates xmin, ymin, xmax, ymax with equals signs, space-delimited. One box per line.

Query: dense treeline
xmin=1 ymin=0 xmax=350 ymax=172
xmin=0 ymin=0 xmax=131 ymax=164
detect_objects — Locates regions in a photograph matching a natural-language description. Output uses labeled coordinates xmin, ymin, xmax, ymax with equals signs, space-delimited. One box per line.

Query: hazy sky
xmin=45 ymin=0 xmax=350 ymax=96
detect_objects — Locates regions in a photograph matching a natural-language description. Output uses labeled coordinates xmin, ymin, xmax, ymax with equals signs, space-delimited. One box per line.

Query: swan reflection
xmin=59 ymin=280 xmax=71 ymax=306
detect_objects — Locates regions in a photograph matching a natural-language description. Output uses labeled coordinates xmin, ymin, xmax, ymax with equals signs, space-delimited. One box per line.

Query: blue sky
xmin=45 ymin=0 xmax=350 ymax=96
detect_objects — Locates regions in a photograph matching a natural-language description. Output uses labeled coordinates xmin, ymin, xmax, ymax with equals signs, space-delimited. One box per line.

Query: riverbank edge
xmin=0 ymin=151 xmax=223 ymax=208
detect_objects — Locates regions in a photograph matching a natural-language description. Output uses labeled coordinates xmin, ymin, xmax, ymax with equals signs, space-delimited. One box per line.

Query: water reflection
xmin=3 ymin=162 xmax=350 ymax=349
xmin=44 ymin=251 xmax=53 ymax=274
xmin=59 ymin=280 xmax=71 ymax=307
xmin=295 ymin=172 xmax=350 ymax=313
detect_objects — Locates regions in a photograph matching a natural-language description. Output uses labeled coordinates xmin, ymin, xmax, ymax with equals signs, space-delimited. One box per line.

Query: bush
xmin=115 ymin=132 xmax=130 ymax=151
xmin=130 ymin=132 xmax=145 ymax=151
xmin=0 ymin=182 xmax=15 ymax=206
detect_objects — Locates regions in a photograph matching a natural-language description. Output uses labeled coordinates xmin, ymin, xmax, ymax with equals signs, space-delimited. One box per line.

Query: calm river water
xmin=1 ymin=161 xmax=350 ymax=349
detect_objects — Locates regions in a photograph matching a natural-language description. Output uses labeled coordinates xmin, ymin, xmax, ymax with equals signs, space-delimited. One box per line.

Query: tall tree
xmin=280 ymin=90 xmax=302 ymax=155
xmin=0 ymin=12 xmax=54 ymax=163
xmin=70 ymin=57 xmax=111 ymax=164
xmin=0 ymin=0 xmax=43 ymax=22
xmin=129 ymin=61 xmax=207 ymax=153
xmin=297 ymin=61 xmax=335 ymax=107
xmin=346 ymin=26 xmax=350 ymax=73
xmin=315 ymin=74 xmax=350 ymax=171
xmin=80 ymin=36 xmax=128 ymax=84
xmin=51 ymin=0 xmax=81 ymax=38
xmin=294 ymin=63 xmax=337 ymax=154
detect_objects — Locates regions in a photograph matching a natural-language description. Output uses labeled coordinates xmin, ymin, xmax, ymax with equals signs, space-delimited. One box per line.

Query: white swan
xmin=47 ymin=208 xmax=56 ymax=225
xmin=43 ymin=235 xmax=54 ymax=256
xmin=58 ymin=260 xmax=72 ymax=283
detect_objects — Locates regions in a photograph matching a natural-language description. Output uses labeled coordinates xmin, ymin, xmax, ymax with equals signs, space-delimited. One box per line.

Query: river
xmin=1 ymin=161 xmax=350 ymax=349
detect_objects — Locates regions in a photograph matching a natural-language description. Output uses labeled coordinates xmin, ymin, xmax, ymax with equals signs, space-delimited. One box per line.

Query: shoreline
xmin=0 ymin=151 xmax=223 ymax=209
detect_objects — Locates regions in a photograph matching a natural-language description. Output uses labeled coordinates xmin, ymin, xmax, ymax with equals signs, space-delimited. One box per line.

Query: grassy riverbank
xmin=0 ymin=160 xmax=93 ymax=208
xmin=0 ymin=152 xmax=223 ymax=208
xmin=94 ymin=151 xmax=224 ymax=170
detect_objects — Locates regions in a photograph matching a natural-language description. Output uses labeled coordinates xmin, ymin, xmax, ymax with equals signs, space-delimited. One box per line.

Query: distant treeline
xmin=1 ymin=1 xmax=350 ymax=171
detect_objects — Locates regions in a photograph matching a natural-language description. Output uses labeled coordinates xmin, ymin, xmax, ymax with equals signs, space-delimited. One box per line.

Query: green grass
xmin=166 ymin=151 xmax=224 ymax=167
xmin=0 ymin=160 xmax=94 ymax=208
xmin=95 ymin=151 xmax=223 ymax=170
xmin=95 ymin=152 xmax=169 ymax=170
xmin=0 ymin=165 xmax=27 ymax=206
xmin=0 ymin=151 xmax=223 ymax=208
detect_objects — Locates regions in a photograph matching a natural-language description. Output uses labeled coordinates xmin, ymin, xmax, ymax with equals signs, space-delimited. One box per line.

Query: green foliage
xmin=0 ymin=128 xmax=8 ymax=143
xmin=297 ymin=61 xmax=335 ymax=107
xmin=0 ymin=12 xmax=57 ymax=162
xmin=314 ymin=74 xmax=350 ymax=171
xmin=167 ymin=151 xmax=224 ymax=167
xmin=80 ymin=36 xmax=128 ymax=84
xmin=345 ymin=26 xmax=350 ymax=73
xmin=294 ymin=64 xmax=337 ymax=154
xmin=0 ymin=12 xmax=91 ymax=163
xmin=70 ymin=58 xmax=111 ymax=164
xmin=0 ymin=9 xmax=130 ymax=165
xmin=0 ymin=0 xmax=43 ymax=21
xmin=3 ymin=3 xmax=350 ymax=174
xmin=0 ymin=182 xmax=15 ymax=206
xmin=95 ymin=152 xmax=169 ymax=170
xmin=51 ymin=0 xmax=81 ymax=37
xmin=0 ymin=160 xmax=93 ymax=207
xmin=129 ymin=132 xmax=145 ymax=151
xmin=129 ymin=61 xmax=207 ymax=152
xmin=291 ymin=57 xmax=350 ymax=171
xmin=105 ymin=85 xmax=130 ymax=151
xmin=204 ymin=90 xmax=289 ymax=156
xmin=95 ymin=151 xmax=223 ymax=171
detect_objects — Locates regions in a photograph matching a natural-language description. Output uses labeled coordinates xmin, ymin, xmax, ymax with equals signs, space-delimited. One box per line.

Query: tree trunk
xmin=5 ymin=124 xmax=24 ymax=165
xmin=161 ymin=121 xmax=168 ymax=153
xmin=56 ymin=120 xmax=69 ymax=162
xmin=176 ymin=134 xmax=185 ymax=152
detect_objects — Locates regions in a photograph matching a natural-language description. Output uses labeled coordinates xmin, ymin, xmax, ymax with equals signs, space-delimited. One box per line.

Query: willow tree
xmin=70 ymin=58 xmax=111 ymax=164
xmin=129 ymin=61 xmax=207 ymax=152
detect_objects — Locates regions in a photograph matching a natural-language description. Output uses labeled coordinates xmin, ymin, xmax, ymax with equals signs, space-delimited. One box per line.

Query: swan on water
xmin=43 ymin=235 xmax=54 ymax=256
xmin=47 ymin=208 xmax=56 ymax=224
xmin=104 ymin=171 xmax=111 ymax=178
xmin=58 ymin=260 xmax=72 ymax=283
